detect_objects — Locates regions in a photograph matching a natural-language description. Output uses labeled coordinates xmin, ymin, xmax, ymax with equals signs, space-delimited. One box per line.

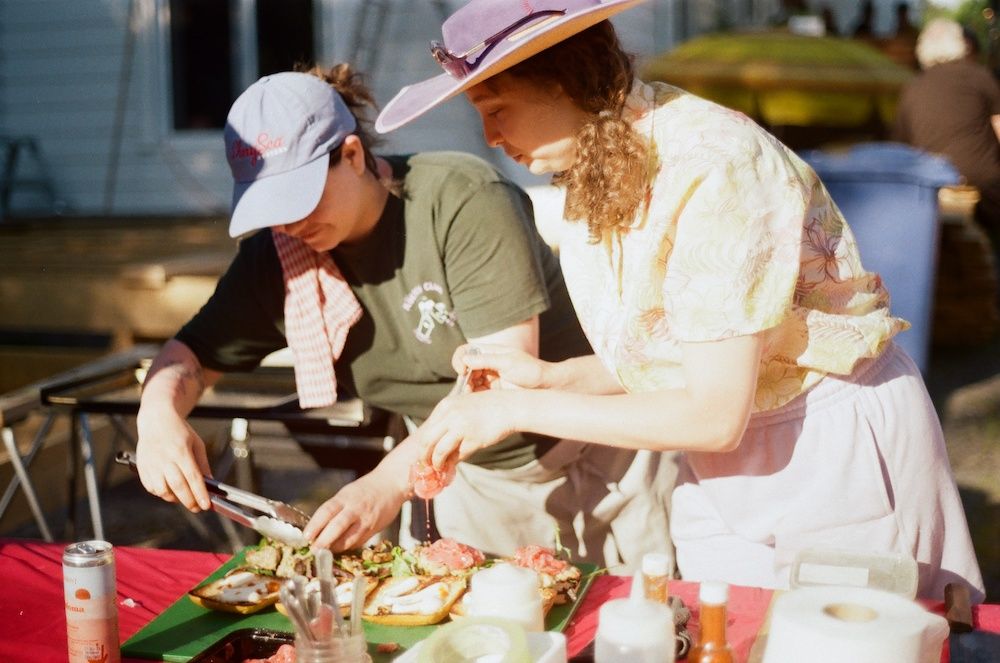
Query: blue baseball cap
xmin=224 ymin=72 xmax=357 ymax=238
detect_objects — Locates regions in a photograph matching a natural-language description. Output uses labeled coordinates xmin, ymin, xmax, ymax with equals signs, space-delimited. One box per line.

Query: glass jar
xmin=294 ymin=633 xmax=371 ymax=663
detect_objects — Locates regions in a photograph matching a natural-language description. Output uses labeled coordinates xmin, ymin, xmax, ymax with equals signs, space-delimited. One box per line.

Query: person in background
xmin=376 ymin=0 xmax=985 ymax=602
xmin=134 ymin=64 xmax=675 ymax=572
xmin=894 ymin=18 xmax=1000 ymax=271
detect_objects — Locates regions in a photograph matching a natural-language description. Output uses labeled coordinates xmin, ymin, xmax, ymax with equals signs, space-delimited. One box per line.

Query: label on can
xmin=64 ymin=541 xmax=120 ymax=663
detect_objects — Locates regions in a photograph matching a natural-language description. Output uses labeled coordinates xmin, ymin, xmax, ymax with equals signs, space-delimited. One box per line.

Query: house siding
xmin=0 ymin=0 xmax=686 ymax=219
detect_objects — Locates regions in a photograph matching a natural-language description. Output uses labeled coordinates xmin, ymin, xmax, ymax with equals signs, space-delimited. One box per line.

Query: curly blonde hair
xmin=506 ymin=21 xmax=654 ymax=241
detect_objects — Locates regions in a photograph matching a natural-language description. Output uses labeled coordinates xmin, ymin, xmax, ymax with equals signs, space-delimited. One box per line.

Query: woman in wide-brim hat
xmin=378 ymin=0 xmax=985 ymax=601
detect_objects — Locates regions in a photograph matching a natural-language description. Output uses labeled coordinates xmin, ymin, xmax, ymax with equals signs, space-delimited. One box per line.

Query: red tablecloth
xmin=0 ymin=539 xmax=228 ymax=663
xmin=2 ymin=538 xmax=997 ymax=662
xmin=562 ymin=575 xmax=1000 ymax=663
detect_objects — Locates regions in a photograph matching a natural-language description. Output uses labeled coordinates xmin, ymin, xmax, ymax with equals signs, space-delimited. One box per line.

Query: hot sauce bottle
xmin=641 ymin=552 xmax=671 ymax=604
xmin=690 ymin=581 xmax=734 ymax=663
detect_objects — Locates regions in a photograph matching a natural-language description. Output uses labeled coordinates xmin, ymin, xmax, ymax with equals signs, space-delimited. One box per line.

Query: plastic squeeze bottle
xmin=594 ymin=574 xmax=675 ymax=663
xmin=642 ymin=552 xmax=671 ymax=604
xmin=689 ymin=581 xmax=734 ymax=663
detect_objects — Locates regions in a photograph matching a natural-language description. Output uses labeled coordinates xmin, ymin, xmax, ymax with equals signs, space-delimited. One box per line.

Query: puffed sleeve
xmin=662 ymin=132 xmax=808 ymax=342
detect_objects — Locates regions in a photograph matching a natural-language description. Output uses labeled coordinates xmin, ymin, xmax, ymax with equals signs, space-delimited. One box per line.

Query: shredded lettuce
xmin=389 ymin=546 xmax=419 ymax=577
xmin=552 ymin=525 xmax=573 ymax=562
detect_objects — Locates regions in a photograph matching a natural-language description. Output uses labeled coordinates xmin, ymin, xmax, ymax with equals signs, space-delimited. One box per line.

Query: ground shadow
xmin=958 ymin=486 xmax=1000 ymax=603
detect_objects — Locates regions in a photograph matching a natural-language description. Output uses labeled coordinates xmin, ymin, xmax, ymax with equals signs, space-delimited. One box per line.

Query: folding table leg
xmin=0 ymin=414 xmax=54 ymax=521
xmin=1 ymin=422 xmax=54 ymax=541
xmin=77 ymin=413 xmax=105 ymax=540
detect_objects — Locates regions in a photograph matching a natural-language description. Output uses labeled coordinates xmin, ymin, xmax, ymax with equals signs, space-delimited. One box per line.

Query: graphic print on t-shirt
xmin=402 ymin=281 xmax=456 ymax=344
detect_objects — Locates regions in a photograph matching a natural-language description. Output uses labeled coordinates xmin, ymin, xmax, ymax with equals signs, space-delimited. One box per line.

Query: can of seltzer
xmin=63 ymin=540 xmax=120 ymax=663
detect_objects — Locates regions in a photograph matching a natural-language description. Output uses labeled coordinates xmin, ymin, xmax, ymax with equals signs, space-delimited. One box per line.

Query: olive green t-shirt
xmin=176 ymin=152 xmax=591 ymax=469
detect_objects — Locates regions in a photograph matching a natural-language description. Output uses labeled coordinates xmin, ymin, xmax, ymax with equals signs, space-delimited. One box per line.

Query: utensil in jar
xmin=314 ymin=548 xmax=346 ymax=637
xmin=114 ymin=451 xmax=311 ymax=547
xmin=280 ymin=580 xmax=317 ymax=642
xmin=349 ymin=575 xmax=365 ymax=636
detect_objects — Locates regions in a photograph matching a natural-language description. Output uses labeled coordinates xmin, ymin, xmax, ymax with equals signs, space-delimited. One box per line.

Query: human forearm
xmin=425 ymin=335 xmax=762 ymax=466
xmin=543 ymin=354 xmax=624 ymax=394
xmin=369 ymin=435 xmax=424 ymax=500
xmin=516 ymin=339 xmax=760 ymax=451
xmin=138 ymin=339 xmax=221 ymax=421
xmin=505 ymin=386 xmax=749 ymax=452
xmin=134 ymin=339 xmax=222 ymax=510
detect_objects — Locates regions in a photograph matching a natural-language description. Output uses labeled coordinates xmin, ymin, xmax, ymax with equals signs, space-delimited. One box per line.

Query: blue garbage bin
xmin=799 ymin=143 xmax=959 ymax=373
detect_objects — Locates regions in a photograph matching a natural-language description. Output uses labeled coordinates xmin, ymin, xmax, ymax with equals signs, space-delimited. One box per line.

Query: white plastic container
xmin=464 ymin=563 xmax=545 ymax=632
xmin=594 ymin=596 xmax=675 ymax=663
xmin=394 ymin=618 xmax=567 ymax=663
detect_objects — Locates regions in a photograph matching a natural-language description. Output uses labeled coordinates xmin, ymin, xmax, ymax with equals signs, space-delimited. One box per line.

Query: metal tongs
xmin=115 ymin=451 xmax=311 ymax=546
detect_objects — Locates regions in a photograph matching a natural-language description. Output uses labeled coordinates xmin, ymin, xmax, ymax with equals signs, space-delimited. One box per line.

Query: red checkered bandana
xmin=272 ymin=230 xmax=362 ymax=408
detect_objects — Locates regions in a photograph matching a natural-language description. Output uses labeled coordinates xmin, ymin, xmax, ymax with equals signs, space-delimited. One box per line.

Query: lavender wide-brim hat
xmin=375 ymin=0 xmax=646 ymax=134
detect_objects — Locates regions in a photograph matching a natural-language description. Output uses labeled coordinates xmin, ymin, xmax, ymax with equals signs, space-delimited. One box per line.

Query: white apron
xmin=671 ymin=343 xmax=985 ymax=602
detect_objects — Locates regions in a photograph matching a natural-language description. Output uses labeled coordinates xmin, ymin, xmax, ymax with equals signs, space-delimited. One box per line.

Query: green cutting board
xmin=122 ymin=549 xmax=598 ymax=662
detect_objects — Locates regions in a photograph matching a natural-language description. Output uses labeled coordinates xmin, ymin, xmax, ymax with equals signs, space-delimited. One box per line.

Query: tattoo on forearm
xmin=155 ymin=359 xmax=206 ymax=398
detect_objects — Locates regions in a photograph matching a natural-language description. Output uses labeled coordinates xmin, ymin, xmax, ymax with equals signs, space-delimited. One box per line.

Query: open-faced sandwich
xmin=334 ymin=539 xmax=396 ymax=580
xmin=412 ymin=537 xmax=488 ymax=578
xmin=273 ymin=567 xmax=380 ymax=619
xmin=448 ymin=543 xmax=582 ymax=620
xmin=510 ymin=544 xmax=583 ymax=609
xmin=362 ymin=574 xmax=467 ymax=626
xmin=187 ymin=568 xmax=282 ymax=614
xmin=361 ymin=538 xmax=487 ymax=626
xmin=244 ymin=537 xmax=315 ymax=578
xmin=270 ymin=541 xmax=392 ymax=618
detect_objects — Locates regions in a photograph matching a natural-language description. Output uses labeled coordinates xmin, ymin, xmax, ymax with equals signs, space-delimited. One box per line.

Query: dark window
xmin=169 ymin=0 xmax=232 ymax=130
xmin=257 ymin=0 xmax=315 ymax=76
xmin=168 ymin=0 xmax=315 ymax=131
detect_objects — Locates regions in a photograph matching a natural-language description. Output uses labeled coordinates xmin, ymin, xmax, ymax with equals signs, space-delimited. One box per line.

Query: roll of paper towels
xmin=762 ymin=586 xmax=949 ymax=663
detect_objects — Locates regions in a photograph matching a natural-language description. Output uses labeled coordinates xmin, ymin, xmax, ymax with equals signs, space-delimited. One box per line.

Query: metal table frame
xmin=3 ymin=345 xmax=394 ymax=550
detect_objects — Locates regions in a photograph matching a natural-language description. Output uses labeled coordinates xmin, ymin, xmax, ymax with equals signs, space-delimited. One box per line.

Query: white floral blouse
xmin=558 ymin=81 xmax=908 ymax=412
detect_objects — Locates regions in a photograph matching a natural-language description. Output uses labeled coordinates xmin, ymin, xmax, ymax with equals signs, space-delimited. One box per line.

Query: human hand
xmin=418 ymin=389 xmax=517 ymax=470
xmin=304 ymin=468 xmax=409 ymax=551
xmin=135 ymin=408 xmax=213 ymax=512
xmin=452 ymin=344 xmax=549 ymax=390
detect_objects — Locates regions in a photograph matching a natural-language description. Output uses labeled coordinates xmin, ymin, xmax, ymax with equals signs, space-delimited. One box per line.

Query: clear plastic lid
xmin=469 ymin=563 xmax=540 ymax=604
xmin=789 ymin=547 xmax=918 ymax=599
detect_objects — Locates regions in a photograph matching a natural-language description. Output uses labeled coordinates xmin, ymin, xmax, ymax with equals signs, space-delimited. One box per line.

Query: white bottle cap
xmin=641 ymin=552 xmax=671 ymax=577
xmin=466 ymin=563 xmax=544 ymax=632
xmin=469 ymin=563 xmax=540 ymax=604
xmin=699 ymin=580 xmax=729 ymax=605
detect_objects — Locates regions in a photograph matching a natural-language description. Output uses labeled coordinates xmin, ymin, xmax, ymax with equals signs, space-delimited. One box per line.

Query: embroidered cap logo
xmin=228 ymin=133 xmax=287 ymax=168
